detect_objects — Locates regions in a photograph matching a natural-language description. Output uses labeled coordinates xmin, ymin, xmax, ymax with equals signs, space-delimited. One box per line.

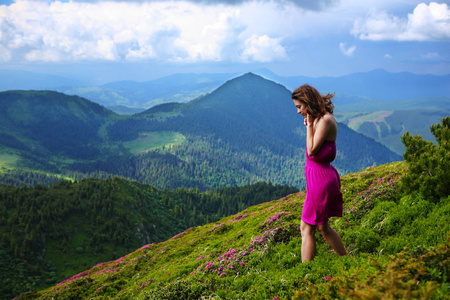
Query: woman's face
xmin=293 ymin=99 xmax=307 ymax=118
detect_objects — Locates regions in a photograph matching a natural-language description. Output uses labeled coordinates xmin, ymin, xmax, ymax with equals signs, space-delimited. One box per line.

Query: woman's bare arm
xmin=306 ymin=114 xmax=334 ymax=156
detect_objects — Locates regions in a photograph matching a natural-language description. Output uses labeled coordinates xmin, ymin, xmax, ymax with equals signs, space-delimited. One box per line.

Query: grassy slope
xmin=335 ymin=109 xmax=450 ymax=155
xmin=124 ymin=131 xmax=186 ymax=155
xmin=20 ymin=161 xmax=450 ymax=299
xmin=0 ymin=153 xmax=20 ymax=172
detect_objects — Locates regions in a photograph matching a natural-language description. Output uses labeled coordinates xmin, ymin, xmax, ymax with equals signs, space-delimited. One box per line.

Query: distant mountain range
xmin=256 ymin=68 xmax=450 ymax=103
xmin=0 ymin=73 xmax=401 ymax=190
xmin=0 ymin=69 xmax=87 ymax=91
xmin=0 ymin=69 xmax=238 ymax=112
xmin=1 ymin=68 xmax=449 ymax=113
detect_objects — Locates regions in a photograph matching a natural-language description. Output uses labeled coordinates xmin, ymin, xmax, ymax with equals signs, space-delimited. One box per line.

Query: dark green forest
xmin=0 ymin=170 xmax=62 ymax=188
xmin=0 ymin=178 xmax=297 ymax=299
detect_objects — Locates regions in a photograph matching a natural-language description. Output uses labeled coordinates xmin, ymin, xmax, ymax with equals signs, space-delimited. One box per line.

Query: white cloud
xmin=339 ymin=42 xmax=356 ymax=56
xmin=1 ymin=0 xmax=447 ymax=79
xmin=422 ymin=52 xmax=443 ymax=60
xmin=0 ymin=0 xmax=293 ymax=63
xmin=175 ymin=7 xmax=245 ymax=62
xmin=352 ymin=2 xmax=450 ymax=41
xmin=0 ymin=45 xmax=11 ymax=62
xmin=241 ymin=34 xmax=287 ymax=62
xmin=384 ymin=53 xmax=392 ymax=59
xmin=41 ymin=0 xmax=337 ymax=11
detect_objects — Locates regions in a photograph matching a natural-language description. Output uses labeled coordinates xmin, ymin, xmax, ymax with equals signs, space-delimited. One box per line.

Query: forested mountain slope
xmin=0 ymin=74 xmax=401 ymax=190
xmin=98 ymin=73 xmax=401 ymax=189
xmin=0 ymin=90 xmax=119 ymax=162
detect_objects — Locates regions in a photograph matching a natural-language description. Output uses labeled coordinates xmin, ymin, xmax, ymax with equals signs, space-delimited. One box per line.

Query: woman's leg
xmin=300 ymin=220 xmax=317 ymax=262
xmin=317 ymin=222 xmax=347 ymax=256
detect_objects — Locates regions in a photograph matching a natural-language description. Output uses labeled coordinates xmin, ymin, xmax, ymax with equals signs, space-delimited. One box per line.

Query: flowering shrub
xmin=342 ymin=173 xmax=402 ymax=225
xmin=231 ymin=214 xmax=248 ymax=222
xmin=197 ymin=247 xmax=250 ymax=277
xmin=197 ymin=220 xmax=301 ymax=279
xmin=170 ymin=231 xmax=187 ymax=240
xmin=259 ymin=211 xmax=294 ymax=230
xmin=208 ymin=222 xmax=230 ymax=234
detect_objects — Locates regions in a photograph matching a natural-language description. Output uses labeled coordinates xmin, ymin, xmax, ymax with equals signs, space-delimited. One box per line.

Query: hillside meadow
xmin=15 ymin=158 xmax=449 ymax=299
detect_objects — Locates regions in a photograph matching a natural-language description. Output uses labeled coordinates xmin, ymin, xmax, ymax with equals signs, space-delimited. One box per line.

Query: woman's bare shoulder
xmin=321 ymin=112 xmax=336 ymax=124
xmin=321 ymin=113 xmax=337 ymax=140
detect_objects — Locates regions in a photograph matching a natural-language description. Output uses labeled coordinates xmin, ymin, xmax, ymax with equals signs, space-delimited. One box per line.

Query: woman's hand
xmin=306 ymin=113 xmax=315 ymax=127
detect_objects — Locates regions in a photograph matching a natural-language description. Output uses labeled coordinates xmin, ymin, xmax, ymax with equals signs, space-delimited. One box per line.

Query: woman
xmin=292 ymin=84 xmax=347 ymax=262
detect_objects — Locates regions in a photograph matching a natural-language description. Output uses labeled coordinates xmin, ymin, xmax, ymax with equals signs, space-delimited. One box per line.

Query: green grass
xmin=335 ymin=111 xmax=394 ymax=140
xmin=344 ymin=110 xmax=393 ymax=131
xmin=0 ymin=152 xmax=20 ymax=172
xmin=23 ymin=161 xmax=449 ymax=300
xmin=124 ymin=131 xmax=186 ymax=154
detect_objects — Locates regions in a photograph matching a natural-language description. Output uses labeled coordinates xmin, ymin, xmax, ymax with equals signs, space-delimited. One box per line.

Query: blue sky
xmin=0 ymin=0 xmax=449 ymax=84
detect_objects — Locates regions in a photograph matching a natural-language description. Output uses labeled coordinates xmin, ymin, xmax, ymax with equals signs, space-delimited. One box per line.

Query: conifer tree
xmin=401 ymin=117 xmax=449 ymax=201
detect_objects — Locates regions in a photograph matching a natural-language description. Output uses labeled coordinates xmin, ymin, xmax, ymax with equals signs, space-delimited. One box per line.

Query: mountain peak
xmin=222 ymin=71 xmax=283 ymax=89
xmin=194 ymin=71 xmax=289 ymax=109
xmin=223 ymin=72 xmax=266 ymax=84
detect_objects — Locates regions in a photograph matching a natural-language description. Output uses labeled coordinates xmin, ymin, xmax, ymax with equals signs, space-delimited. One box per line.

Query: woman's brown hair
xmin=291 ymin=84 xmax=335 ymax=118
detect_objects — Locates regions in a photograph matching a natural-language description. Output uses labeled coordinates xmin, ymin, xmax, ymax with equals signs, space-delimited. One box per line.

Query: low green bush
xmin=292 ymin=238 xmax=450 ymax=300
xmin=343 ymin=227 xmax=381 ymax=254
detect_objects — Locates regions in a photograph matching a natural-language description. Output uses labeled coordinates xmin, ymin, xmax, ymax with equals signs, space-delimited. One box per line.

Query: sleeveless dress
xmin=302 ymin=140 xmax=343 ymax=225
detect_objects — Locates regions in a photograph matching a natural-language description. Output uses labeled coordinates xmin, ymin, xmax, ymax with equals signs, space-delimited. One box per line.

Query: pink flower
xmin=241 ymin=261 xmax=245 ymax=266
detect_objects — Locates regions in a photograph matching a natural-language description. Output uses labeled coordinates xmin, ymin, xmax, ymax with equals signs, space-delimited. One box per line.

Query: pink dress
xmin=302 ymin=140 xmax=343 ymax=225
